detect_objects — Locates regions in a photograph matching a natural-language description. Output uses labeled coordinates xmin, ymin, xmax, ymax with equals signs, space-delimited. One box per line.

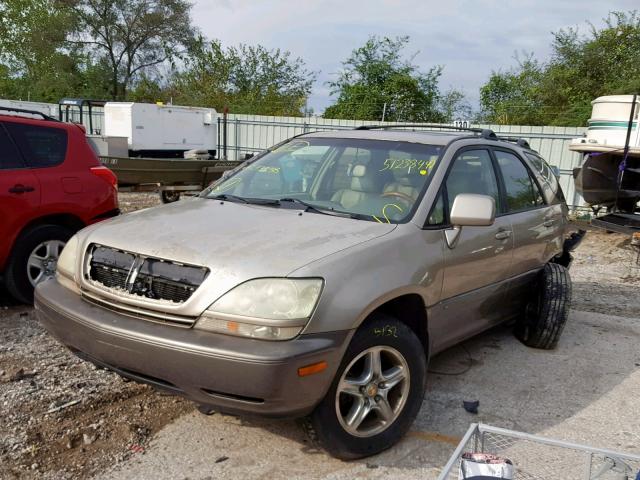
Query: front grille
xmin=91 ymin=264 xmax=129 ymax=290
xmin=86 ymin=245 xmax=209 ymax=304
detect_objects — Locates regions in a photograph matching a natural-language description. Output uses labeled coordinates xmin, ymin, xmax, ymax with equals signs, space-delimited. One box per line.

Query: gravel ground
xmin=1 ymin=195 xmax=639 ymax=479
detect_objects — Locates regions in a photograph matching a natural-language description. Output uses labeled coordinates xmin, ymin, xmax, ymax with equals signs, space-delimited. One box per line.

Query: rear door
xmin=3 ymin=121 xmax=73 ymax=207
xmin=430 ymin=148 xmax=514 ymax=349
xmin=491 ymin=148 xmax=556 ymax=313
xmin=0 ymin=122 xmax=41 ymax=270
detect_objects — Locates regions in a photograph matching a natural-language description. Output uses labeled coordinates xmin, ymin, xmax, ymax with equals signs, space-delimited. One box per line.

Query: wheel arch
xmin=19 ymin=213 xmax=85 ymax=236
xmin=355 ymin=291 xmax=430 ymax=360
xmin=1 ymin=214 xmax=85 ymax=273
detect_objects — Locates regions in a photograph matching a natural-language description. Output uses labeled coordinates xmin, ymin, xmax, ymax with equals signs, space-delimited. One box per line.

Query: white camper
xmin=103 ymin=102 xmax=218 ymax=157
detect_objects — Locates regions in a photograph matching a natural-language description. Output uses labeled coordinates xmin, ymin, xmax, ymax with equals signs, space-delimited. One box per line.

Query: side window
xmin=445 ymin=149 xmax=501 ymax=214
xmin=4 ymin=123 xmax=68 ymax=168
xmin=0 ymin=125 xmax=24 ymax=170
xmin=495 ymin=150 xmax=545 ymax=211
xmin=525 ymin=152 xmax=565 ymax=204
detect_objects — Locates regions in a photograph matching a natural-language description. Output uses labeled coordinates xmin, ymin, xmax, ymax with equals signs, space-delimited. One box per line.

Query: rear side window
xmin=494 ymin=150 xmax=545 ymax=211
xmin=4 ymin=122 xmax=68 ymax=168
xmin=0 ymin=125 xmax=24 ymax=170
xmin=525 ymin=152 xmax=565 ymax=204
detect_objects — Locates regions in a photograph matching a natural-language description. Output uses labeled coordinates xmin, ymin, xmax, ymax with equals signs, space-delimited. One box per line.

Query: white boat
xmin=569 ymin=95 xmax=640 ymax=212
xmin=570 ymin=95 xmax=640 ymax=154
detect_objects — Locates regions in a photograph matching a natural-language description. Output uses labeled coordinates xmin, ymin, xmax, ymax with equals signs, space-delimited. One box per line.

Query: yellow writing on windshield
xmin=379 ymin=158 xmax=436 ymax=174
xmin=373 ymin=203 xmax=404 ymax=224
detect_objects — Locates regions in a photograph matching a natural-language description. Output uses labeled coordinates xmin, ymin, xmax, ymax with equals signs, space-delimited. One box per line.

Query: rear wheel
xmin=515 ymin=262 xmax=572 ymax=350
xmin=5 ymin=224 xmax=73 ymax=304
xmin=304 ymin=314 xmax=426 ymax=459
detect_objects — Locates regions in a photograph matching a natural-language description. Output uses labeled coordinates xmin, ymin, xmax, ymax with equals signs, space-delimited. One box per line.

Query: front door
xmin=0 ymin=122 xmax=41 ymax=270
xmin=432 ymin=148 xmax=514 ymax=350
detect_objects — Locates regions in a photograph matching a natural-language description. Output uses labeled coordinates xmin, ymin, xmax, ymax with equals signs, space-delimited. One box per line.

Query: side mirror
xmin=550 ymin=166 xmax=560 ymax=178
xmin=446 ymin=194 xmax=496 ymax=248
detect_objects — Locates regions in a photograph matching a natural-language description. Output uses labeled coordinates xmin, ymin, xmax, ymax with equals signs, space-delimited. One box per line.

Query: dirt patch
xmin=0 ymin=307 xmax=193 ymax=480
xmin=116 ymin=192 xmax=162 ymax=213
xmin=570 ymin=227 xmax=640 ymax=317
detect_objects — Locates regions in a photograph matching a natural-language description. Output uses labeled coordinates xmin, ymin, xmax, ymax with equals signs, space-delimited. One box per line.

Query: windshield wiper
xmin=211 ymin=194 xmax=280 ymax=205
xmin=278 ymin=197 xmax=331 ymax=214
xmin=279 ymin=198 xmax=380 ymax=222
xmin=210 ymin=194 xmax=249 ymax=203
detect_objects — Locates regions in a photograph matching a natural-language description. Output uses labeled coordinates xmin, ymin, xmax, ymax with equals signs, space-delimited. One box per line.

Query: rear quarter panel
xmin=36 ymin=123 xmax=118 ymax=224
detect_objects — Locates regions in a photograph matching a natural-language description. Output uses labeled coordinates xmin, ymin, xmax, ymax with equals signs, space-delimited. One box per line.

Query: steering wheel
xmin=381 ymin=191 xmax=415 ymax=204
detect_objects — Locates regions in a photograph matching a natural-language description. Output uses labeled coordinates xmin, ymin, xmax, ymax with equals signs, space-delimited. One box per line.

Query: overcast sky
xmin=191 ymin=0 xmax=638 ymax=115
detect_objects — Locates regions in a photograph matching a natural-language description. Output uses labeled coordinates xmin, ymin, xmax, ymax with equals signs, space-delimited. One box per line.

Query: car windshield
xmin=202 ymin=137 xmax=442 ymax=223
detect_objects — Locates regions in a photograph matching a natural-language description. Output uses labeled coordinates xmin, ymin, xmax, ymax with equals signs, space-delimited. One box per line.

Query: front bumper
xmin=35 ymin=280 xmax=351 ymax=418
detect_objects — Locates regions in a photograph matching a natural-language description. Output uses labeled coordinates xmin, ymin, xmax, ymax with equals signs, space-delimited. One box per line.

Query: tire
xmin=5 ymin=224 xmax=73 ymax=304
xmin=160 ymin=191 xmax=181 ymax=203
xmin=304 ymin=314 xmax=426 ymax=459
xmin=515 ymin=262 xmax=572 ymax=350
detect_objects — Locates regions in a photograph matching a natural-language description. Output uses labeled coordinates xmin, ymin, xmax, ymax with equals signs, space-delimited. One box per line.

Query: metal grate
xmin=439 ymin=424 xmax=640 ymax=480
xmin=86 ymin=245 xmax=208 ymax=304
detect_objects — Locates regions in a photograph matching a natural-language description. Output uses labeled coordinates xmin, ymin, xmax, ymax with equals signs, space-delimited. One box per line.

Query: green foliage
xmin=323 ymin=36 xmax=466 ymax=122
xmin=480 ymin=10 xmax=640 ymax=126
xmin=72 ymin=0 xmax=195 ymax=100
xmin=168 ymin=37 xmax=316 ymax=116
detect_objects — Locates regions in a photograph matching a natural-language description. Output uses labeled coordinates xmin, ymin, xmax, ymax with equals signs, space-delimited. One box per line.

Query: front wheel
xmin=5 ymin=224 xmax=73 ymax=304
xmin=305 ymin=314 xmax=426 ymax=459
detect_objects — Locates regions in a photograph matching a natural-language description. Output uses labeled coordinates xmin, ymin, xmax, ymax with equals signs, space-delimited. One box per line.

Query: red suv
xmin=0 ymin=107 xmax=118 ymax=303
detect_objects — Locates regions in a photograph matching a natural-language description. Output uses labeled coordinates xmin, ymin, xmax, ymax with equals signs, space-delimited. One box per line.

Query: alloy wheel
xmin=27 ymin=240 xmax=66 ymax=287
xmin=335 ymin=346 xmax=410 ymax=438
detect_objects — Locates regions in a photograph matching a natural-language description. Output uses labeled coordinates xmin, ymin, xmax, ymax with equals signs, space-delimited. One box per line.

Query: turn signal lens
xmin=298 ymin=361 xmax=328 ymax=377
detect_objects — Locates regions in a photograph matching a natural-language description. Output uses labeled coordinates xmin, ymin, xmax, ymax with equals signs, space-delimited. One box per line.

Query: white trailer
xmin=103 ymin=102 xmax=218 ymax=158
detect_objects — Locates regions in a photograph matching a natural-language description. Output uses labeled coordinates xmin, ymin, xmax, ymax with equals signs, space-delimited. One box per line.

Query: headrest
xmin=349 ymin=164 xmax=378 ymax=193
xmin=351 ymin=164 xmax=367 ymax=177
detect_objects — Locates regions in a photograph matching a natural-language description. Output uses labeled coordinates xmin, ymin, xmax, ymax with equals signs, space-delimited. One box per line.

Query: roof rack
xmin=355 ymin=123 xmax=497 ymax=139
xmin=498 ymin=137 xmax=531 ymax=149
xmin=0 ymin=106 xmax=59 ymax=122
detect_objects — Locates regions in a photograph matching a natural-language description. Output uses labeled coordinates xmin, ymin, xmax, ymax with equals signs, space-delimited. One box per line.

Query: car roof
xmin=301 ymin=129 xmax=470 ymax=146
xmin=300 ymin=129 xmax=539 ymax=156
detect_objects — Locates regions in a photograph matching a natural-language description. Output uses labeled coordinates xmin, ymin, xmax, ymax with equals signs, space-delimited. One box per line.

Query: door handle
xmin=543 ymin=219 xmax=555 ymax=227
xmin=495 ymin=230 xmax=512 ymax=240
xmin=8 ymin=184 xmax=35 ymax=194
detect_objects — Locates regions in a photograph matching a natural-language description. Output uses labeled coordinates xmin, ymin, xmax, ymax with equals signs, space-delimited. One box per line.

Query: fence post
xmin=235 ymin=118 xmax=240 ymax=160
xmin=223 ymin=107 xmax=228 ymax=159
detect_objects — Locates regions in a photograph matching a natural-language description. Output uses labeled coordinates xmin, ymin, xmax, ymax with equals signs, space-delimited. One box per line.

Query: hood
xmin=79 ymin=198 xmax=396 ymax=313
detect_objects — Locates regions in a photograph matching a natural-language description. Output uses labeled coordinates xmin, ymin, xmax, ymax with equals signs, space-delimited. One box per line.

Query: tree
xmin=479 ymin=56 xmax=546 ymax=125
xmin=72 ymin=0 xmax=195 ymax=100
xmin=324 ymin=36 xmax=462 ymax=122
xmin=479 ymin=10 xmax=640 ymax=126
xmin=168 ymin=37 xmax=316 ymax=116
xmin=0 ymin=0 xmax=80 ymax=101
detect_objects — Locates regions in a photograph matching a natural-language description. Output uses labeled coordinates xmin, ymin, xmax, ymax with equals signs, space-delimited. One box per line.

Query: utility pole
xmin=381 ymin=103 xmax=387 ymax=122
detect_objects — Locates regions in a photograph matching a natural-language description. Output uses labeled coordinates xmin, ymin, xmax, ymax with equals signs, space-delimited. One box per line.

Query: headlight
xmin=55 ymin=235 xmax=80 ymax=293
xmin=195 ymin=278 xmax=323 ymax=340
